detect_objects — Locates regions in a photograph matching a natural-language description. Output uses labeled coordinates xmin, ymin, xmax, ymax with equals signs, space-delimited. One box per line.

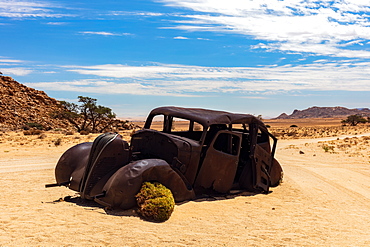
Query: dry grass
xmin=270 ymin=124 xmax=370 ymax=140
xmin=317 ymin=135 xmax=370 ymax=158
xmin=0 ymin=130 xmax=134 ymax=149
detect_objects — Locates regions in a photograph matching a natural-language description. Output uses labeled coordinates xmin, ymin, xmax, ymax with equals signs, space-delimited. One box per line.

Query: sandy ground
xmin=0 ymin=127 xmax=370 ymax=246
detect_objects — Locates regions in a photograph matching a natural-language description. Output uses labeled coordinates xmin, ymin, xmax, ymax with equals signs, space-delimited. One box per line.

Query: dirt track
xmin=0 ymin=133 xmax=369 ymax=246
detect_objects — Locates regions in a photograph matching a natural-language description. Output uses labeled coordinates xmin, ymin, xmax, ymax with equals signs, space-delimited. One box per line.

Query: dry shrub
xmin=65 ymin=131 xmax=74 ymax=135
xmin=53 ymin=138 xmax=62 ymax=146
xmin=23 ymin=129 xmax=42 ymax=135
xmin=80 ymin=130 xmax=89 ymax=135
xmin=136 ymin=182 xmax=175 ymax=222
xmin=38 ymin=133 xmax=47 ymax=139
xmin=322 ymin=144 xmax=335 ymax=153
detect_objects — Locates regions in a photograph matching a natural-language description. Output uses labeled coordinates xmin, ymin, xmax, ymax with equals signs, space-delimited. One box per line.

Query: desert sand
xmin=1 ymin=123 xmax=370 ymax=246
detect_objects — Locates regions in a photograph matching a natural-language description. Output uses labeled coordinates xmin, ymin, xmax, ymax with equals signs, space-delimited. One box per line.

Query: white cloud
xmin=33 ymin=61 xmax=370 ymax=96
xmin=0 ymin=0 xmax=72 ymax=18
xmin=173 ymin=36 xmax=189 ymax=39
xmin=0 ymin=57 xmax=32 ymax=75
xmin=0 ymin=57 xmax=25 ymax=63
xmin=25 ymin=79 xmax=194 ymax=97
xmin=109 ymin=11 xmax=164 ymax=17
xmin=79 ymin=31 xmax=132 ymax=36
xmin=1 ymin=68 xmax=33 ymax=76
xmin=158 ymin=0 xmax=370 ymax=58
xmin=45 ymin=22 xmax=68 ymax=25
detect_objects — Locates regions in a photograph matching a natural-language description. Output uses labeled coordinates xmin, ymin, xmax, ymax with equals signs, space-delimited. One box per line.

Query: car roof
xmin=148 ymin=106 xmax=266 ymax=128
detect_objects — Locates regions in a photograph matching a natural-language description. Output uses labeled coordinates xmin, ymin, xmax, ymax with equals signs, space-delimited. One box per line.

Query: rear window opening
xmin=148 ymin=115 xmax=204 ymax=142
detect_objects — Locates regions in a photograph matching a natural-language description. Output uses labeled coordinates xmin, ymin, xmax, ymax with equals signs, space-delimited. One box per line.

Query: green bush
xmin=341 ymin=115 xmax=367 ymax=126
xmin=322 ymin=144 xmax=334 ymax=152
xmin=136 ymin=182 xmax=175 ymax=222
xmin=26 ymin=122 xmax=44 ymax=130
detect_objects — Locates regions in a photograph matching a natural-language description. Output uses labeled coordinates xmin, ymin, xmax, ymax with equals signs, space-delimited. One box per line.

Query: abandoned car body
xmin=48 ymin=106 xmax=283 ymax=210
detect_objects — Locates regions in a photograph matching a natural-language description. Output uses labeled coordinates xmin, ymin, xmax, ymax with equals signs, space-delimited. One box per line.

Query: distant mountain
xmin=275 ymin=106 xmax=370 ymax=119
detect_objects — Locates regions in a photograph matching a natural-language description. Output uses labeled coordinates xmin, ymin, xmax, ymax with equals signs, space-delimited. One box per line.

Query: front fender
xmin=95 ymin=159 xmax=195 ymax=210
xmin=55 ymin=142 xmax=92 ymax=191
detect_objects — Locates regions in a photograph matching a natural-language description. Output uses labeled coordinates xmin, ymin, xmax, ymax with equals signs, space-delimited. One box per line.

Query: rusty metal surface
xmin=146 ymin=106 xmax=267 ymax=129
xmin=195 ymin=130 xmax=242 ymax=193
xmin=79 ymin=133 xmax=130 ymax=200
xmin=95 ymin=159 xmax=195 ymax=210
xmin=49 ymin=106 xmax=283 ymax=210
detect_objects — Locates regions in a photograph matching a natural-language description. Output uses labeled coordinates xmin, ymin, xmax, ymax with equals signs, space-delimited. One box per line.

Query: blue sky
xmin=1 ymin=0 xmax=370 ymax=119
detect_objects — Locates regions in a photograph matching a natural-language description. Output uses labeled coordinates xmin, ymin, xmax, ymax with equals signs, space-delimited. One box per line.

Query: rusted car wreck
xmin=47 ymin=106 xmax=283 ymax=210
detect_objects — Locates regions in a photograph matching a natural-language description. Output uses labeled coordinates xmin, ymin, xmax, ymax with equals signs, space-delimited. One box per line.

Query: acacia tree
xmin=341 ymin=115 xmax=367 ymax=126
xmin=55 ymin=96 xmax=116 ymax=133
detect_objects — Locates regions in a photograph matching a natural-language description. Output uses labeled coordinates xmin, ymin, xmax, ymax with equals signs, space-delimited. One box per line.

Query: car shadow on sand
xmin=47 ymin=189 xmax=260 ymax=220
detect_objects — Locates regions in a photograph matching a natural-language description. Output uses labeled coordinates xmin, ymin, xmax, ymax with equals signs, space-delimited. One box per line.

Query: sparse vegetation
xmin=23 ymin=129 xmax=42 ymax=135
xmin=322 ymin=144 xmax=335 ymax=153
xmin=26 ymin=122 xmax=44 ymax=130
xmin=38 ymin=133 xmax=47 ymax=139
xmin=53 ymin=138 xmax=62 ymax=146
xmin=341 ymin=115 xmax=367 ymax=126
xmin=270 ymin=124 xmax=370 ymax=140
xmin=53 ymin=96 xmax=116 ymax=133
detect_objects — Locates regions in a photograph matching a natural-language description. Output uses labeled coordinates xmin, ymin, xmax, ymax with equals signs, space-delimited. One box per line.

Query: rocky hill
xmin=0 ymin=76 xmax=71 ymax=131
xmin=276 ymin=106 xmax=370 ymax=119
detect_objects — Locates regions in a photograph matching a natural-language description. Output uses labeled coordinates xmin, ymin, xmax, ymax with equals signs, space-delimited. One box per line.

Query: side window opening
xmin=257 ymin=127 xmax=271 ymax=152
xmin=232 ymin=123 xmax=250 ymax=134
xmin=205 ymin=124 xmax=227 ymax=145
xmin=257 ymin=127 xmax=269 ymax=143
xmin=213 ymin=132 xmax=240 ymax=156
xmin=169 ymin=117 xmax=204 ymax=141
xmin=150 ymin=114 xmax=166 ymax=131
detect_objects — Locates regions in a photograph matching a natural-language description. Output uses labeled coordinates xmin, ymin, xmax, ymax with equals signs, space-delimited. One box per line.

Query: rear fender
xmin=95 ymin=159 xmax=195 ymax=210
xmin=270 ymin=158 xmax=283 ymax=187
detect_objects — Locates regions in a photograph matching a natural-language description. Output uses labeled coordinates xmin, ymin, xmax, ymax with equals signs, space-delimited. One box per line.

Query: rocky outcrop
xmin=0 ymin=76 xmax=71 ymax=130
xmin=276 ymin=106 xmax=370 ymax=119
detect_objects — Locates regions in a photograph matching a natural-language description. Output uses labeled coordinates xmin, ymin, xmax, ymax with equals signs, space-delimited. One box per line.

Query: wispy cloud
xmin=45 ymin=22 xmax=68 ymax=25
xmin=0 ymin=0 xmax=73 ymax=18
xmin=157 ymin=0 xmax=370 ymax=58
xmin=79 ymin=31 xmax=133 ymax=36
xmin=173 ymin=36 xmax=189 ymax=39
xmin=25 ymin=79 xmax=195 ymax=97
xmin=0 ymin=57 xmax=25 ymax=63
xmin=22 ymin=61 xmax=370 ymax=96
xmin=109 ymin=11 xmax=165 ymax=17
xmin=1 ymin=68 xmax=33 ymax=76
xmin=0 ymin=56 xmax=33 ymax=75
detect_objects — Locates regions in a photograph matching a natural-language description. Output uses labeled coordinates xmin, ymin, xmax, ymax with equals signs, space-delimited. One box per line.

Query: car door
xmin=195 ymin=130 xmax=242 ymax=193
xmin=250 ymin=124 xmax=275 ymax=192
